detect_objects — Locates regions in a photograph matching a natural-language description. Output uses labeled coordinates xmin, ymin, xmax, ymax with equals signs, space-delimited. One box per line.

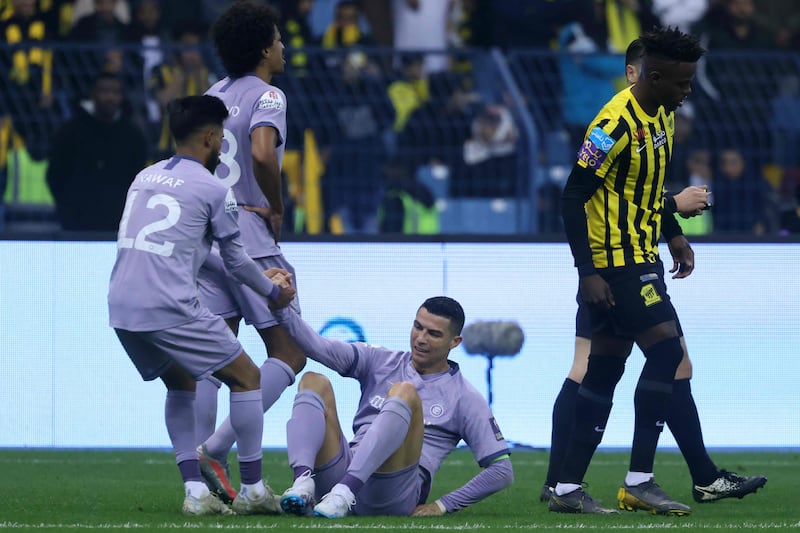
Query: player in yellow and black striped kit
xmin=552 ymin=27 xmax=707 ymax=516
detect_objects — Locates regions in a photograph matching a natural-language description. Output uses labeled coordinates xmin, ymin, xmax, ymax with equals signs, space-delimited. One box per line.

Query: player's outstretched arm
xmin=218 ymin=234 xmax=295 ymax=305
xmin=412 ymin=458 xmax=513 ymax=516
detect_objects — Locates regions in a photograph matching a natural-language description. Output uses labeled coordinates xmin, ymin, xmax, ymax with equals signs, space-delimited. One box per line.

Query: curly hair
xmin=639 ymin=26 xmax=706 ymax=63
xmin=211 ymin=1 xmax=279 ymax=78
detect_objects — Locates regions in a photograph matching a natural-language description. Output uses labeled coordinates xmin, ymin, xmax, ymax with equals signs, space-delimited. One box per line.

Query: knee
xmin=387 ymin=381 xmax=421 ymax=411
xmin=641 ymin=336 xmax=683 ymax=382
xmin=273 ymin=351 xmax=307 ymax=374
xmin=298 ymin=371 xmax=333 ymax=398
xmin=582 ymin=355 xmax=626 ymax=396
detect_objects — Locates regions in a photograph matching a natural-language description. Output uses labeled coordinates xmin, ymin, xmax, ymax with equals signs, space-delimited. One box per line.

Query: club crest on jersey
xmin=224 ymin=189 xmax=238 ymax=213
xmin=577 ymin=127 xmax=616 ymax=168
xmin=640 ymin=283 xmax=662 ymax=307
xmin=257 ymin=90 xmax=284 ymax=111
xmin=429 ymin=404 xmax=444 ymax=417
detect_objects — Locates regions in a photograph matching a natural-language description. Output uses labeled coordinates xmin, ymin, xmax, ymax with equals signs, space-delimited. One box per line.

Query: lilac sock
xmin=286 ymin=390 xmax=326 ymax=473
xmin=194 ymin=378 xmax=220 ymax=445
xmin=230 ymin=389 xmax=264 ymax=463
xmin=165 ymin=390 xmax=197 ymax=464
xmin=344 ymin=397 xmax=412 ymax=493
xmin=178 ymin=459 xmax=203 ymax=483
xmin=203 ymin=359 xmax=294 ymax=458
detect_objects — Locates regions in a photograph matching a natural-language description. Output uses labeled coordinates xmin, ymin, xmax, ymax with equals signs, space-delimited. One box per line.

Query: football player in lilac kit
xmin=192 ymin=1 xmax=308 ymax=506
xmin=108 ymin=95 xmax=295 ymax=516
xmin=270 ymin=296 xmax=514 ymax=518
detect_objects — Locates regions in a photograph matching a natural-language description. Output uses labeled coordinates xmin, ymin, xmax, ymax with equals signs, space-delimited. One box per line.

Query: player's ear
xmin=203 ymin=127 xmax=216 ymax=147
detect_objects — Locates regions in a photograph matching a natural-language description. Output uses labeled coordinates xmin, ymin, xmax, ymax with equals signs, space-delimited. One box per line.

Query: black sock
xmin=629 ymin=338 xmax=682 ymax=473
xmin=559 ymin=386 xmax=613 ymax=484
xmin=545 ymin=378 xmax=580 ymax=486
xmin=667 ymin=378 xmax=718 ymax=485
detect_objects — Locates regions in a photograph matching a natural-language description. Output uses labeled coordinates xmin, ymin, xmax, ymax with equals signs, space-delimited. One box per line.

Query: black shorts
xmin=581 ymin=262 xmax=681 ymax=339
xmin=575 ymin=285 xmax=683 ymax=339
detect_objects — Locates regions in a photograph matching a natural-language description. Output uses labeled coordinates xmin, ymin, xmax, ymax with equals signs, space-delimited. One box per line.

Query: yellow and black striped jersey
xmin=574 ymin=86 xmax=675 ymax=269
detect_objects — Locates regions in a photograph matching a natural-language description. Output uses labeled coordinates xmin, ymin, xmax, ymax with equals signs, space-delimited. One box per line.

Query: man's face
xmin=268 ymin=26 xmax=286 ymax=74
xmin=650 ymin=60 xmax=697 ymax=113
xmin=408 ymin=307 xmax=460 ymax=374
xmin=92 ymin=78 xmax=122 ymax=119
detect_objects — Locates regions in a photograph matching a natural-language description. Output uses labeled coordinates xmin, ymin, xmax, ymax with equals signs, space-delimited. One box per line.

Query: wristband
xmin=434 ymin=499 xmax=447 ymax=513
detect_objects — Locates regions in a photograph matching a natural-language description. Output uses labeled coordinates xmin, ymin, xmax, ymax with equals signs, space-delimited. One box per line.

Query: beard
xmin=205 ymin=153 xmax=221 ymax=173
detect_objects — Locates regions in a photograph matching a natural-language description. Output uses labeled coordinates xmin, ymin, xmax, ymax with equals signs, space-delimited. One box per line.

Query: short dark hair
xmin=421 ymin=296 xmax=465 ymax=335
xmin=639 ymin=26 xmax=706 ymax=63
xmin=167 ymin=95 xmax=228 ymax=144
xmin=211 ymin=1 xmax=279 ymax=78
xmin=625 ymin=38 xmax=645 ymax=67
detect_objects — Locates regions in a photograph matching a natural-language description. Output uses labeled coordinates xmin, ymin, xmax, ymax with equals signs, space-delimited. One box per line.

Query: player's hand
xmin=411 ymin=502 xmax=445 ymax=516
xmin=668 ymin=235 xmax=694 ymax=279
xmin=264 ymin=267 xmax=292 ymax=284
xmin=673 ymin=185 xmax=710 ymax=218
xmin=244 ymin=205 xmax=283 ymax=244
xmin=265 ymin=269 xmax=294 ymax=309
xmin=580 ymin=274 xmax=615 ymax=309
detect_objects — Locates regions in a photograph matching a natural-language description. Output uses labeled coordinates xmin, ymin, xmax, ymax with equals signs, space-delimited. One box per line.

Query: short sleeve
xmin=251 ymin=89 xmax=287 ymax=147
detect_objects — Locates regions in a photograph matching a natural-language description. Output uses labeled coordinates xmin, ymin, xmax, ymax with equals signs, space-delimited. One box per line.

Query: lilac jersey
xmin=109 ymin=156 xmax=243 ymax=331
xmin=274 ymin=308 xmax=510 ymax=482
xmin=206 ymin=75 xmax=287 ymax=259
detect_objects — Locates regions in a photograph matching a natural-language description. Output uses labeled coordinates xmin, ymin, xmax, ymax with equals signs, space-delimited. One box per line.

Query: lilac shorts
xmin=198 ymin=254 xmax=301 ymax=329
xmin=115 ymin=308 xmax=243 ymax=381
xmin=314 ymin=434 xmax=429 ymax=516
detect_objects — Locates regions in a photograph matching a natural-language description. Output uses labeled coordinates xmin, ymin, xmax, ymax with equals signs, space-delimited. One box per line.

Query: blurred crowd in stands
xmin=1 ymin=0 xmax=799 ymax=236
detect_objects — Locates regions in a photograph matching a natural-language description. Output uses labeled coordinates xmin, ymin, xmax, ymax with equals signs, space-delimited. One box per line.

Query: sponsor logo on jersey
xmin=490 ymin=417 xmax=504 ymax=441
xmin=224 ymin=189 xmax=238 ymax=213
xmin=369 ymin=394 xmax=385 ymax=410
xmin=577 ymin=127 xmax=616 ymax=169
xmin=257 ymin=89 xmax=284 ymax=111
xmin=652 ymin=129 xmax=667 ymax=150
xmin=640 ymin=282 xmax=662 ymax=307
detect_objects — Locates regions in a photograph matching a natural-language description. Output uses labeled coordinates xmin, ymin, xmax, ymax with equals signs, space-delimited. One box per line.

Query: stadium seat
xmin=438 ymin=198 xmax=529 ymax=234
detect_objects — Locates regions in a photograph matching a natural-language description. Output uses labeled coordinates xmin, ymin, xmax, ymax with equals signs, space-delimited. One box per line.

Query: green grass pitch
xmin=0 ymin=449 xmax=797 ymax=532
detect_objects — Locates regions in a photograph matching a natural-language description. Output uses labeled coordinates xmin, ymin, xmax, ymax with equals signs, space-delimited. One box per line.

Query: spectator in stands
xmin=779 ymin=184 xmax=800 ymax=235
xmin=279 ymin=0 xmax=316 ymax=75
xmin=556 ymin=19 xmax=622 ymax=150
xmin=147 ymin=22 xmax=216 ymax=160
xmin=126 ymin=0 xmax=171 ymax=139
xmin=664 ymin=102 xmax=701 ymax=192
xmin=650 ymin=0 xmax=708 ymax=32
xmin=693 ymin=0 xmax=773 ymax=49
xmin=396 ymin=71 xmax=478 ymax=193
xmin=69 ymin=0 xmax=128 ymax=42
xmin=46 ymin=72 xmax=147 ymax=231
xmin=387 ymin=53 xmax=429 ymax=132
xmin=317 ymin=50 xmax=393 ymax=233
xmin=711 ymin=147 xmax=770 ymax=234
xmin=321 ymin=0 xmax=371 ymax=49
xmin=450 ymin=103 xmax=520 ymax=198
xmin=391 ymin=0 xmax=452 ymax=73
xmin=0 ymin=0 xmax=60 ymax=160
xmin=378 ymin=162 xmax=439 ymax=234
xmin=0 ymin=0 xmax=76 ymax=37
xmin=770 ymin=74 xmax=800 ymax=170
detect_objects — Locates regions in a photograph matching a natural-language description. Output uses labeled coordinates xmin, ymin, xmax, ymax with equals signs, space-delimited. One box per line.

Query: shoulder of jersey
xmin=256 ymin=87 xmax=286 ymax=112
